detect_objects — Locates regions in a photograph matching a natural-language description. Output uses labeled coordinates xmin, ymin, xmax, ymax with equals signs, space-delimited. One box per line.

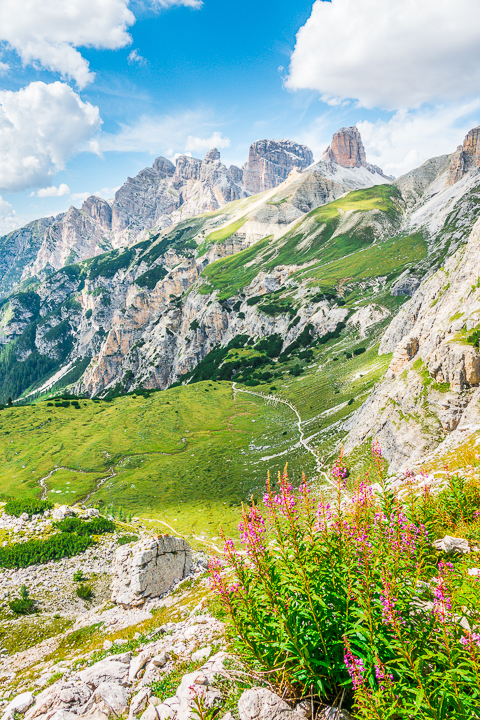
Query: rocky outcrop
xmin=242 ymin=139 xmax=314 ymax=194
xmin=325 ymin=126 xmax=367 ymax=168
xmin=346 ymin=304 xmax=390 ymax=339
xmin=447 ymin=126 xmax=480 ymax=185
xmin=111 ymin=537 xmax=192 ymax=607
xmin=344 ymin=216 xmax=480 ymax=471
xmin=390 ymin=271 xmax=421 ymax=297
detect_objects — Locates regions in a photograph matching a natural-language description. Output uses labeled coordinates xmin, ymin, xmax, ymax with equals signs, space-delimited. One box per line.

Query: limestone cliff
xmin=447 ymin=126 xmax=480 ymax=185
xmin=344 ymin=217 xmax=480 ymax=472
xmin=242 ymin=139 xmax=314 ymax=194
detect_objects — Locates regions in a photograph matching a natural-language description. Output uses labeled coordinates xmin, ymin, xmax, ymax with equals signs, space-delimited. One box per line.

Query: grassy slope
xmin=200 ymin=186 xmax=419 ymax=299
xmin=0 ymin=382 xmax=313 ymax=538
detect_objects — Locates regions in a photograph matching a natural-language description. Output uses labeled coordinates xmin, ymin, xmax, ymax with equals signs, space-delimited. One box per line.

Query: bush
xmin=9 ymin=584 xmax=35 ymax=615
xmin=117 ymin=534 xmax=139 ymax=546
xmin=53 ymin=517 xmax=115 ymax=536
xmin=0 ymin=533 xmax=95 ymax=569
xmin=73 ymin=569 xmax=86 ymax=582
xmin=76 ymin=584 xmax=93 ymax=601
xmin=353 ymin=347 xmax=366 ymax=356
xmin=210 ymin=447 xmax=480 ymax=717
xmin=4 ymin=499 xmax=53 ymax=518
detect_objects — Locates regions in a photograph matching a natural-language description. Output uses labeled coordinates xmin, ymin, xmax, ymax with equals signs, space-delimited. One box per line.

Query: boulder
xmin=2 ymin=691 xmax=35 ymax=719
xmin=433 ymin=536 xmax=470 ymax=554
xmin=24 ymin=682 xmax=92 ymax=720
xmin=77 ymin=653 xmax=132 ymax=688
xmin=52 ymin=506 xmax=74 ymax=521
xmin=111 ymin=536 xmax=192 ymax=607
xmin=238 ymin=688 xmax=308 ymax=720
xmin=81 ymin=682 xmax=130 ymax=718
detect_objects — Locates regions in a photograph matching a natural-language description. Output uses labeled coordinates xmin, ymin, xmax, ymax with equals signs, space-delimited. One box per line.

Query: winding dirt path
xmin=37 ymin=467 xmax=99 ymax=501
xmin=232 ymin=382 xmax=335 ymax=488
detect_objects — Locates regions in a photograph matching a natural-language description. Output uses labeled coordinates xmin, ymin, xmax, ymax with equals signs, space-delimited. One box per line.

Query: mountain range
xmin=1 ymin=123 xmax=480 ymax=485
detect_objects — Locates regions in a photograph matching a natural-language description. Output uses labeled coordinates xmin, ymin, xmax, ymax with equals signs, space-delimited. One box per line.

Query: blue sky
xmin=1 ymin=0 xmax=480 ymax=233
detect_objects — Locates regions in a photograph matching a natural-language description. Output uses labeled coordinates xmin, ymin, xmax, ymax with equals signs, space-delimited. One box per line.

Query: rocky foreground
xmin=0 ymin=503 xmax=352 ymax=720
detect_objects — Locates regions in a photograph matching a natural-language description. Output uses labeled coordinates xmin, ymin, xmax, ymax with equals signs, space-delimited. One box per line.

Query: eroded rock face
xmin=344 ymin=216 xmax=480 ymax=471
xmin=242 ymin=139 xmax=314 ymax=194
xmin=111 ymin=537 xmax=192 ymax=607
xmin=327 ymin=126 xmax=367 ymax=168
xmin=447 ymin=126 xmax=480 ymax=185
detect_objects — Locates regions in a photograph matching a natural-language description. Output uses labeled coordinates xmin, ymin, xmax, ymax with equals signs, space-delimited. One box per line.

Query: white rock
xmin=129 ymin=690 xmax=151 ymax=719
xmin=2 ymin=692 xmax=35 ymax=718
xmin=111 ymin=536 xmax=192 ymax=607
xmin=238 ymin=688 xmax=308 ymax=720
xmin=191 ymin=646 xmax=212 ymax=663
xmin=83 ymin=681 xmax=130 ymax=718
xmin=103 ymin=641 xmax=113 ymax=651
xmin=78 ymin=654 xmax=132 ymax=688
xmin=128 ymin=651 xmax=151 ymax=683
xmin=52 ymin=506 xmax=73 ymax=521
xmin=433 ymin=535 xmax=470 ymax=554
xmin=151 ymin=652 xmax=170 ymax=668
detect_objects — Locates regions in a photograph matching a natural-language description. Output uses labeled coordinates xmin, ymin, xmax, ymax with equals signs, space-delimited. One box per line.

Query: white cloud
xmin=128 ymin=49 xmax=147 ymax=66
xmin=71 ymin=186 xmax=120 ymax=204
xmin=0 ymin=195 xmax=20 ymax=235
xmin=0 ymin=0 xmax=135 ymax=87
xmin=37 ymin=183 xmax=70 ymax=197
xmin=185 ymin=132 xmax=230 ymax=153
xmin=100 ymin=111 xmax=230 ymax=157
xmin=0 ymin=81 xmax=101 ymax=193
xmin=357 ymin=101 xmax=480 ymax=176
xmin=151 ymin=0 xmax=203 ymax=8
xmin=287 ymin=0 xmax=480 ymax=110
xmin=0 ymin=62 xmax=9 ymax=75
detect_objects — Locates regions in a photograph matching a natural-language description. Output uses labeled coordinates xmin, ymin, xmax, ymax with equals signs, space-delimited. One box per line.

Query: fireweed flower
xmin=432 ymin=563 xmax=453 ymax=621
xmin=372 ymin=438 xmax=382 ymax=461
xmin=375 ymin=662 xmax=394 ymax=690
xmin=344 ymin=645 xmax=366 ymax=689
xmin=380 ymin=576 xmax=402 ymax=626
xmin=460 ymin=632 xmax=480 ymax=649
xmin=315 ymin=499 xmax=332 ymax=532
xmin=239 ymin=505 xmax=266 ymax=557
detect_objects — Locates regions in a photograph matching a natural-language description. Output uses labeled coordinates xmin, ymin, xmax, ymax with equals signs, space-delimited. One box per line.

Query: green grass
xmin=199 ymin=186 xmax=404 ymax=299
xmin=197 ymin=216 xmax=247 ymax=257
xmin=0 ymin=382 xmax=311 ymax=538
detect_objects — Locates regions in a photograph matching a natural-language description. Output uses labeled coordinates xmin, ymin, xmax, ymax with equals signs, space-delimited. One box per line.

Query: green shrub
xmin=117 ymin=534 xmax=139 ymax=546
xmin=9 ymin=584 xmax=35 ymax=615
xmin=53 ymin=517 xmax=115 ymax=536
xmin=0 ymin=533 xmax=95 ymax=568
xmin=4 ymin=499 xmax=53 ymax=518
xmin=353 ymin=347 xmax=366 ymax=356
xmin=76 ymin=584 xmax=93 ymax=601
xmin=210 ymin=451 xmax=480 ymax=717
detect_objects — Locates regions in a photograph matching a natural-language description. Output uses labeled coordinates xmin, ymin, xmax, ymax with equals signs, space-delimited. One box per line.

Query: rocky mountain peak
xmin=204 ymin=148 xmax=221 ymax=163
xmin=153 ymin=156 xmax=175 ymax=177
xmin=81 ymin=196 xmax=112 ymax=231
xmin=447 ymin=126 xmax=480 ymax=185
xmin=242 ymin=139 xmax=314 ymax=194
xmin=327 ymin=126 xmax=367 ymax=168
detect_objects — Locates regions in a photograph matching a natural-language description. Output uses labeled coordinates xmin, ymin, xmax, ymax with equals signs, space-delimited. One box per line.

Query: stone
xmin=433 ymin=536 xmax=470 ymax=554
xmin=390 ymin=272 xmax=421 ymax=297
xmin=317 ymin=707 xmax=352 ymax=720
xmin=2 ymin=692 xmax=35 ymax=718
xmin=83 ymin=682 xmax=130 ymax=718
xmin=128 ymin=651 xmax=151 ymax=683
xmin=111 ymin=537 xmax=192 ymax=607
xmin=191 ymin=647 xmax=212 ymax=663
xmin=387 ymin=336 xmax=419 ymax=377
xmin=52 ymin=506 xmax=73 ymax=522
xmin=77 ymin=654 xmax=132 ymax=688
xmin=103 ymin=641 xmax=113 ymax=651
xmin=129 ymin=690 xmax=151 ymax=719
xmin=346 ymin=304 xmax=390 ymax=339
xmin=151 ymin=652 xmax=170 ymax=668
xmin=24 ymin=681 xmax=92 ymax=720
xmin=327 ymin=127 xmax=367 ymax=169
xmin=238 ymin=688 xmax=307 ymax=720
